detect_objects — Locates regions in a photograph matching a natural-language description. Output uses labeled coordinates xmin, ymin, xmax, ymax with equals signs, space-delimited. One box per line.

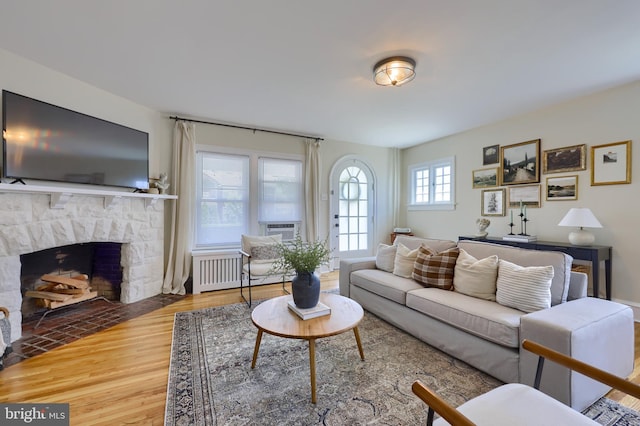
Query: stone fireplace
xmin=0 ymin=190 xmax=167 ymax=341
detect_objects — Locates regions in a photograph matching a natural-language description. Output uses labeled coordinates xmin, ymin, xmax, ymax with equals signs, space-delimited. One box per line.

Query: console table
xmin=458 ymin=236 xmax=612 ymax=300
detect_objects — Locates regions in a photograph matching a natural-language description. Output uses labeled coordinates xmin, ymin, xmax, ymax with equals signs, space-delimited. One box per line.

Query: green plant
xmin=271 ymin=234 xmax=331 ymax=274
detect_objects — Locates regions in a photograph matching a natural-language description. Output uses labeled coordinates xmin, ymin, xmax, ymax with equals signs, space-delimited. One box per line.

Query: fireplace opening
xmin=20 ymin=243 xmax=123 ymax=319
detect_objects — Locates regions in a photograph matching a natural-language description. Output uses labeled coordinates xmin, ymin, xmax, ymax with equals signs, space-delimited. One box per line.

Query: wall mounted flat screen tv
xmin=2 ymin=90 xmax=149 ymax=190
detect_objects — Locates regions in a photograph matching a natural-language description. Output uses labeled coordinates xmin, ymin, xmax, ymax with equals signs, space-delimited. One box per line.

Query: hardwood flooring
xmin=1 ymin=271 xmax=639 ymax=425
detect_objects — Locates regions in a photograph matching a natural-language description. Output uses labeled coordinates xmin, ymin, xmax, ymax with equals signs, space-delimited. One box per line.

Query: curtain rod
xmin=169 ymin=116 xmax=323 ymax=141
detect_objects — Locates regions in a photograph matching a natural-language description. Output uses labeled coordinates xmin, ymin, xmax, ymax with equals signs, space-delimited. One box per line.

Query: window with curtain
xmin=408 ymin=156 xmax=456 ymax=210
xmin=195 ymin=151 xmax=250 ymax=247
xmin=195 ymin=148 xmax=304 ymax=248
xmin=258 ymin=157 xmax=303 ymax=222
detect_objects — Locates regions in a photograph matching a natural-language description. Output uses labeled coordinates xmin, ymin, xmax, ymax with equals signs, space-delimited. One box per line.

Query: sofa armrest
xmin=567 ymin=271 xmax=588 ymax=301
xmin=520 ymin=297 xmax=634 ymax=411
xmin=339 ymin=257 xmax=377 ymax=297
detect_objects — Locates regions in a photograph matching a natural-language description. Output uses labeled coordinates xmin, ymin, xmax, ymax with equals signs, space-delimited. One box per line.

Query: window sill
xmin=408 ymin=203 xmax=456 ymax=211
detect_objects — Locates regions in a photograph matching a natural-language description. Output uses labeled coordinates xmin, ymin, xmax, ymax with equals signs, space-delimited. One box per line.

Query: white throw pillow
xmin=453 ymin=249 xmax=499 ymax=301
xmin=496 ymin=259 xmax=554 ymax=313
xmin=393 ymin=243 xmax=421 ymax=278
xmin=241 ymin=234 xmax=282 ymax=260
xmin=375 ymin=243 xmax=397 ymax=272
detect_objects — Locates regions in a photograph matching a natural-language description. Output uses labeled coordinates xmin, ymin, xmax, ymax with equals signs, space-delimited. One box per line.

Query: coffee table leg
xmin=309 ymin=338 xmax=316 ymax=404
xmin=353 ymin=326 xmax=365 ymax=360
xmin=251 ymin=329 xmax=263 ymax=369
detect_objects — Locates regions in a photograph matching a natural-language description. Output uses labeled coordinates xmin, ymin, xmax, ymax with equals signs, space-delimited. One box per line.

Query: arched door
xmin=330 ymin=157 xmax=375 ymax=264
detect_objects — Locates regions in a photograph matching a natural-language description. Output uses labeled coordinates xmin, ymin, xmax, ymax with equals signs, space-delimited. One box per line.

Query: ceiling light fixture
xmin=373 ymin=56 xmax=416 ymax=87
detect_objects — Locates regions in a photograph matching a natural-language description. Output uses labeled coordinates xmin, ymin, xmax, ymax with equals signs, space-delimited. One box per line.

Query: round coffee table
xmin=250 ymin=293 xmax=365 ymax=403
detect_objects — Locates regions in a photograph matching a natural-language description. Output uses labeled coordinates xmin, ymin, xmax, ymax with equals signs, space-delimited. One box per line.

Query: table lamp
xmin=558 ymin=208 xmax=602 ymax=246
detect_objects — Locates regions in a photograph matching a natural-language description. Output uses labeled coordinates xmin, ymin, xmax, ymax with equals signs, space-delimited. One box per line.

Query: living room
xmin=1 ymin=1 xmax=640 ymax=424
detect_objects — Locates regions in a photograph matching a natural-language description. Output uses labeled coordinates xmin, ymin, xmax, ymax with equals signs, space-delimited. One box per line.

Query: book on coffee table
xmin=287 ymin=300 xmax=331 ymax=320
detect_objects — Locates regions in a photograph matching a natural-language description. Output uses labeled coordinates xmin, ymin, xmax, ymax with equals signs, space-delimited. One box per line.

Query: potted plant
xmin=271 ymin=234 xmax=331 ymax=308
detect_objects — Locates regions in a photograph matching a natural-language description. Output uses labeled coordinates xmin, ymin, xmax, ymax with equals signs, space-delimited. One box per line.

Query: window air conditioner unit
xmin=264 ymin=222 xmax=299 ymax=241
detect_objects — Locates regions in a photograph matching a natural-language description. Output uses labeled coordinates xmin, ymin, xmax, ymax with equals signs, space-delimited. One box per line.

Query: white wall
xmin=401 ymin=80 xmax=640 ymax=306
xmin=0 ymin=48 xmax=171 ymax=180
xmin=194 ymin=124 xmax=395 ymax=252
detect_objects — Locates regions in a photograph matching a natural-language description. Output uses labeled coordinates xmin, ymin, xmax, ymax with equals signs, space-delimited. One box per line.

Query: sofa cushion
xmin=453 ymin=249 xmax=499 ymax=301
xmin=394 ymin=235 xmax=457 ymax=252
xmin=457 ymin=240 xmax=572 ymax=306
xmin=375 ymin=243 xmax=397 ymax=272
xmin=351 ymin=269 xmax=423 ymax=304
xmin=406 ymin=287 xmax=523 ymax=348
xmin=393 ymin=243 xmax=422 ymax=278
xmin=496 ymin=259 xmax=553 ymax=313
xmin=412 ymin=246 xmax=460 ymax=290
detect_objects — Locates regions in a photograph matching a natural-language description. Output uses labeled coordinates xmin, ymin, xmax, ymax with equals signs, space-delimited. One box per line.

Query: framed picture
xmin=500 ymin=139 xmax=540 ymax=185
xmin=481 ymin=188 xmax=505 ymax=216
xmin=507 ymin=184 xmax=541 ymax=208
xmin=472 ymin=168 xmax=499 ymax=188
xmin=591 ymin=140 xmax=632 ymax=185
xmin=483 ymin=144 xmax=500 ymax=165
xmin=542 ymin=144 xmax=587 ymax=174
xmin=546 ymin=175 xmax=578 ymax=201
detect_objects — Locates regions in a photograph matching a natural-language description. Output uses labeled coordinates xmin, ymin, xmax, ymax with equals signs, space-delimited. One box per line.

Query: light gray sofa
xmin=339 ymin=235 xmax=634 ymax=411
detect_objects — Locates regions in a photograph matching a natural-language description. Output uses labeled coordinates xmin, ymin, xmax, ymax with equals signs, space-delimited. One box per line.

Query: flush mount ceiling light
xmin=373 ymin=56 xmax=416 ymax=87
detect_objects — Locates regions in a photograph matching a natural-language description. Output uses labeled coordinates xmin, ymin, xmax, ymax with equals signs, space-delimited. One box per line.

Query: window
xmin=195 ymin=152 xmax=250 ymax=247
xmin=258 ymin=157 xmax=303 ymax=222
xmin=195 ymin=147 xmax=303 ymax=248
xmin=408 ymin=156 xmax=455 ymax=210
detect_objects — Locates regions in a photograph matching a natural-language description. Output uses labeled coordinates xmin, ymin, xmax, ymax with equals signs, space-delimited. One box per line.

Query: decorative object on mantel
xmin=271 ymin=234 xmax=331 ymax=309
xmin=154 ymin=172 xmax=170 ymax=194
xmin=475 ymin=218 xmax=490 ymax=238
xmin=504 ymin=201 xmax=536 ymax=242
xmin=558 ymin=207 xmax=602 ymax=246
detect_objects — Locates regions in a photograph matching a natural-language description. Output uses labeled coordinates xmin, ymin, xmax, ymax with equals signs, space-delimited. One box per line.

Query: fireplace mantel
xmin=0 ymin=183 xmax=177 ymax=208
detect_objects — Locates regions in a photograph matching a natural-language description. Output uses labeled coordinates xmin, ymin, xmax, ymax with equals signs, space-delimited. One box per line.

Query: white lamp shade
xmin=558 ymin=208 xmax=602 ymax=246
xmin=558 ymin=208 xmax=602 ymax=228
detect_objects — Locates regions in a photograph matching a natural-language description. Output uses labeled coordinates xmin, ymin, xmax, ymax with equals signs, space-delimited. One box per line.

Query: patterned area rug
xmin=165 ymin=301 xmax=640 ymax=425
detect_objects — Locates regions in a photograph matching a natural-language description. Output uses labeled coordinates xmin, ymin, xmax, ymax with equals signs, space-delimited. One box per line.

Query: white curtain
xmin=305 ymin=139 xmax=321 ymax=242
xmin=163 ymin=121 xmax=196 ymax=294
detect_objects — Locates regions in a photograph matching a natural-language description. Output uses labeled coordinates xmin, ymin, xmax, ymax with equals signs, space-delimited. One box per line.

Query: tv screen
xmin=2 ymin=90 xmax=149 ymax=190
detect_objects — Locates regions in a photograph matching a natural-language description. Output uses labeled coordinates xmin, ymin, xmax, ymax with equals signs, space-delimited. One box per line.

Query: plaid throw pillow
xmin=412 ymin=246 xmax=460 ymax=290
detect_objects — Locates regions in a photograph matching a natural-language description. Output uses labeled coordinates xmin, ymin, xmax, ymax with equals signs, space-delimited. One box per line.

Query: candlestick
xmin=523 ymin=204 xmax=527 ymax=218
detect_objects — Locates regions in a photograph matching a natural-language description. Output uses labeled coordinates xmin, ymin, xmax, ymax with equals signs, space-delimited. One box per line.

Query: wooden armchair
xmin=412 ymin=339 xmax=640 ymax=425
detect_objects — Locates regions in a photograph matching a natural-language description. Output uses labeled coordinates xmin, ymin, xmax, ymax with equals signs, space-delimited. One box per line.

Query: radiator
xmin=192 ymin=251 xmax=242 ymax=294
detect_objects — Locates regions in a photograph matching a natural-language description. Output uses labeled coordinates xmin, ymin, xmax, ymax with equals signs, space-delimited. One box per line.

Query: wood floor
xmin=1 ymin=272 xmax=639 ymax=425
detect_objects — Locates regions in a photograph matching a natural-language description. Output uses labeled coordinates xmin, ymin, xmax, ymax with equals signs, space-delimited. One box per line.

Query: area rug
xmin=165 ymin=301 xmax=640 ymax=425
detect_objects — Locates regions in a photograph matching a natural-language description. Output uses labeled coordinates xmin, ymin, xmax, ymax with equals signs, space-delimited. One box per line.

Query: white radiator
xmin=192 ymin=250 xmax=242 ymax=294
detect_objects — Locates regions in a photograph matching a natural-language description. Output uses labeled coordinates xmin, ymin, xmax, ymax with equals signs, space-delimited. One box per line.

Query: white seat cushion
xmin=351 ymin=269 xmax=423 ymax=304
xmin=406 ymin=288 xmax=523 ymax=348
xmin=433 ymin=383 xmax=599 ymax=425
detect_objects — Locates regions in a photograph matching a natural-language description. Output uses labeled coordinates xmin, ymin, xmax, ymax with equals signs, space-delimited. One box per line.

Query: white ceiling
xmin=2 ymin=1 xmax=640 ymax=148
